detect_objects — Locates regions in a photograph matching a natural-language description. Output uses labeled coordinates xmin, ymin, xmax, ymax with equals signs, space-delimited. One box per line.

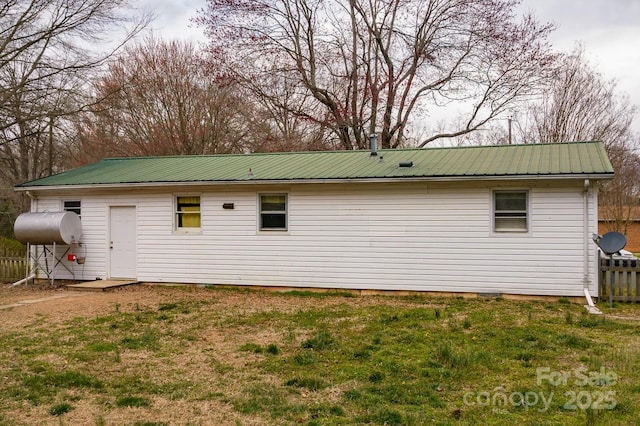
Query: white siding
xmin=31 ymin=180 xmax=600 ymax=296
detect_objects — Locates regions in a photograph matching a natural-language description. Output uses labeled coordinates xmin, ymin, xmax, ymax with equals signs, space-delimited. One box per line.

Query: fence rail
xmin=599 ymin=257 xmax=640 ymax=302
xmin=0 ymin=256 xmax=27 ymax=283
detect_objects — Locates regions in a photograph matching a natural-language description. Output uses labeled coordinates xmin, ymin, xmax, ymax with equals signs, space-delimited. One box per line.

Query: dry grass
xmin=1 ymin=283 xmax=639 ymax=425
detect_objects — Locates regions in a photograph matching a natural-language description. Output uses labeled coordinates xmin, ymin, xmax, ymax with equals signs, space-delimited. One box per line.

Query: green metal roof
xmin=17 ymin=141 xmax=613 ymax=189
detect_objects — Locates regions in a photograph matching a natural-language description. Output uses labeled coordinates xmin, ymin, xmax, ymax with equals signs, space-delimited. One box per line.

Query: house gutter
xmin=14 ymin=173 xmax=615 ymax=193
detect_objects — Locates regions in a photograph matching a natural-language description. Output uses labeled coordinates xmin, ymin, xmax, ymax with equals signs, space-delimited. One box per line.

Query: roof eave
xmin=15 ymin=172 xmax=615 ymax=192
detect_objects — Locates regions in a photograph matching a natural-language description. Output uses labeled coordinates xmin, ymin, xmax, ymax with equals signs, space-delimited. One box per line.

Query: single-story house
xmin=15 ymin=141 xmax=613 ymax=298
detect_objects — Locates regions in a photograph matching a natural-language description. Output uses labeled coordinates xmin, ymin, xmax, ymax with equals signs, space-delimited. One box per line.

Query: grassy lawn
xmin=0 ymin=286 xmax=639 ymax=425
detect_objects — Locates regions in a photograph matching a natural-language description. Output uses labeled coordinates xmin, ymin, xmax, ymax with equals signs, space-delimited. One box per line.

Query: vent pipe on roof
xmin=369 ymin=133 xmax=377 ymax=156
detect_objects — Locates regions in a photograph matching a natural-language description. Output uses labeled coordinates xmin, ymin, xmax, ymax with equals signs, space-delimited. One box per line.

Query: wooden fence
xmin=0 ymin=256 xmax=27 ymax=283
xmin=599 ymin=256 xmax=640 ymax=302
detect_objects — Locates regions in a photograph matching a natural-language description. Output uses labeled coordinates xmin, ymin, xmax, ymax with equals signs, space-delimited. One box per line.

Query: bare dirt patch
xmin=1 ymin=283 xmax=177 ymax=328
xmin=0 ymin=282 xmax=426 ymax=332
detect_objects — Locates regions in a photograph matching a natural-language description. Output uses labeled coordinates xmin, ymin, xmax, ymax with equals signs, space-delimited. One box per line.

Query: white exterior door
xmin=109 ymin=206 xmax=137 ymax=279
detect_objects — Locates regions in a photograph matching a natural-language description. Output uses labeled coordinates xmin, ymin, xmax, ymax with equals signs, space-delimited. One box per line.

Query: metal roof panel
xmin=17 ymin=141 xmax=614 ymax=188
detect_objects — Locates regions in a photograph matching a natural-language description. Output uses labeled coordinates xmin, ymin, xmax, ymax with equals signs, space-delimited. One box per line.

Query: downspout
xmin=11 ymin=274 xmax=36 ymax=287
xmin=583 ymin=180 xmax=602 ymax=314
xmin=26 ymin=190 xmax=38 ymax=212
xmin=25 ymin=191 xmax=38 ymax=284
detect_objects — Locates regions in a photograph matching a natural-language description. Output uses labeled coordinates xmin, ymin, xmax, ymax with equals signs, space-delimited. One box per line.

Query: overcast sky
xmin=519 ymin=0 xmax=640 ymax=132
xmin=141 ymin=0 xmax=640 ymax=133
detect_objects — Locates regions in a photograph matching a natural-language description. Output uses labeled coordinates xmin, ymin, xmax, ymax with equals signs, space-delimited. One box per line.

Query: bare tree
xmin=518 ymin=46 xmax=639 ymax=234
xmin=73 ymin=37 xmax=337 ymax=162
xmin=196 ymin=0 xmax=556 ymax=150
xmin=599 ymin=144 xmax=640 ymax=236
xmin=519 ymin=47 xmax=636 ymax=150
xmin=0 ymin=60 xmax=80 ymax=185
xmin=242 ymin=72 xmax=340 ymax=152
xmin=72 ymin=38 xmax=251 ymax=161
xmin=1 ymin=0 xmax=149 ymax=133
xmin=0 ymin=0 xmax=148 ymax=223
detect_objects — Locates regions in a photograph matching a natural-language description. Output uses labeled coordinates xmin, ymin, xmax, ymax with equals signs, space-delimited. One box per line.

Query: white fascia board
xmin=15 ymin=173 xmax=614 ymax=192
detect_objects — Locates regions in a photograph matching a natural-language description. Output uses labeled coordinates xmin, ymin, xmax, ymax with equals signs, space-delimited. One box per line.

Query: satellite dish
xmin=598 ymin=231 xmax=627 ymax=255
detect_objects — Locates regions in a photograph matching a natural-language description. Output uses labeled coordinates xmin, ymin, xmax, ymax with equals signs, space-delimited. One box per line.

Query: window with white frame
xmin=175 ymin=196 xmax=201 ymax=229
xmin=63 ymin=200 xmax=81 ymax=218
xmin=259 ymin=194 xmax=287 ymax=231
xmin=493 ymin=191 xmax=528 ymax=232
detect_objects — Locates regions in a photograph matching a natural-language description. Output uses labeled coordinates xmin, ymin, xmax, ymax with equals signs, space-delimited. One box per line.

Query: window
xmin=176 ymin=196 xmax=201 ymax=229
xmin=494 ymin=191 xmax=528 ymax=232
xmin=63 ymin=200 xmax=81 ymax=218
xmin=260 ymin=194 xmax=287 ymax=230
